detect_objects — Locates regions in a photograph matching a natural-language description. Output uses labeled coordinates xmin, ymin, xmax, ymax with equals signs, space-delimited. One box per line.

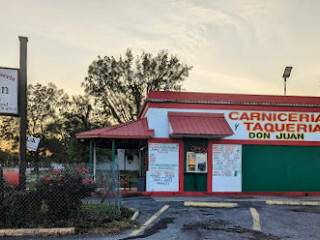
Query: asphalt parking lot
xmin=119 ymin=196 xmax=320 ymax=240
xmin=4 ymin=196 xmax=320 ymax=240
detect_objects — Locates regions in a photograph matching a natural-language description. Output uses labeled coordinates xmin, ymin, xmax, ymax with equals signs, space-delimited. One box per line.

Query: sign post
xmin=0 ymin=37 xmax=28 ymax=190
xmin=18 ymin=36 xmax=28 ymax=190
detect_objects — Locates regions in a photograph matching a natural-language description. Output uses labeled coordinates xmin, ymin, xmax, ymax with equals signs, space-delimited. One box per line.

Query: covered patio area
xmin=76 ymin=118 xmax=154 ymax=194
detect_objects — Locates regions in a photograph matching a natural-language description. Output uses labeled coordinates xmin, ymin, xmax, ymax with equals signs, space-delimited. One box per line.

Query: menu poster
xmin=212 ymin=144 xmax=242 ymax=192
xmin=147 ymin=143 xmax=179 ymax=191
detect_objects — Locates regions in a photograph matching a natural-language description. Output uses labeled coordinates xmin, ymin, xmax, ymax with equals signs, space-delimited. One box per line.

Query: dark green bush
xmin=0 ymin=188 xmax=43 ymax=228
xmin=75 ymin=203 xmax=134 ymax=232
xmin=78 ymin=203 xmax=114 ymax=227
xmin=5 ymin=191 xmax=42 ymax=228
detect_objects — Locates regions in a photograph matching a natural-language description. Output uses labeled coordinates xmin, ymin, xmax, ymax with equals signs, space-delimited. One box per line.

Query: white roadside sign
xmin=0 ymin=68 xmax=19 ymax=115
xmin=27 ymin=135 xmax=40 ymax=151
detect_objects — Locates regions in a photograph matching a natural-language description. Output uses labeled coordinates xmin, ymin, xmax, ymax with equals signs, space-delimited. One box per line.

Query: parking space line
xmin=266 ymin=200 xmax=320 ymax=206
xmin=184 ymin=201 xmax=238 ymax=208
xmin=249 ymin=207 xmax=261 ymax=231
xmin=129 ymin=205 xmax=170 ymax=237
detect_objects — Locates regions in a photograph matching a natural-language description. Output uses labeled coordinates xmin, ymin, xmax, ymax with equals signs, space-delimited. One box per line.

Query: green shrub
xmin=7 ymin=191 xmax=42 ymax=228
xmin=120 ymin=206 xmax=135 ymax=219
xmin=35 ymin=166 xmax=97 ymax=223
xmin=76 ymin=203 xmax=134 ymax=232
xmin=0 ymin=166 xmax=139 ymax=230
xmin=0 ymin=189 xmax=43 ymax=228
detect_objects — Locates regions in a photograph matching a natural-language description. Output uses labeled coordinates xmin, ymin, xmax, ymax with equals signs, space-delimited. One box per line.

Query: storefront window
xmin=186 ymin=152 xmax=207 ymax=173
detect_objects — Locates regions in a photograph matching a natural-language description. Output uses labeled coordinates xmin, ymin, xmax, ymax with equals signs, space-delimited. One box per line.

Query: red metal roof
xmin=147 ymin=91 xmax=320 ymax=105
xmin=76 ymin=118 xmax=154 ymax=139
xmin=168 ymin=112 xmax=233 ymax=138
xmin=138 ymin=91 xmax=320 ymax=119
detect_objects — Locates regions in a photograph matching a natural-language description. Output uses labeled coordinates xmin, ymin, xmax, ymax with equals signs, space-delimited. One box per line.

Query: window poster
xmin=146 ymin=143 xmax=179 ymax=191
xmin=186 ymin=152 xmax=207 ymax=173
xmin=187 ymin=152 xmax=196 ymax=171
xmin=196 ymin=153 xmax=207 ymax=172
xmin=212 ymin=144 xmax=242 ymax=192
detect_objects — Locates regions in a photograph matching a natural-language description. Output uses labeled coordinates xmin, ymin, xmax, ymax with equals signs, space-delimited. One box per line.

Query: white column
xmin=93 ymin=142 xmax=97 ymax=181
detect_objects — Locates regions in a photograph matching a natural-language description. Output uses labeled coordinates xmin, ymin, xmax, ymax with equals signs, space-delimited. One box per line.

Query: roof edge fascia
xmin=146 ymin=98 xmax=320 ymax=108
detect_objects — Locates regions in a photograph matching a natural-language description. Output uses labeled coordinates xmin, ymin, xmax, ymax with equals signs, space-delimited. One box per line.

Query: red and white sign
xmin=226 ymin=110 xmax=320 ymax=141
xmin=27 ymin=135 xmax=40 ymax=151
xmin=0 ymin=68 xmax=18 ymax=115
xmin=147 ymin=108 xmax=320 ymax=141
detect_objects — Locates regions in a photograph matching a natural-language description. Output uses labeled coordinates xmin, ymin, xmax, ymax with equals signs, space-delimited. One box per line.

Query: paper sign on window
xmin=186 ymin=152 xmax=207 ymax=173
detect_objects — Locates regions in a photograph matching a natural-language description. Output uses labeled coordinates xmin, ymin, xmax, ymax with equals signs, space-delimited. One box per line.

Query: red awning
xmin=168 ymin=112 xmax=233 ymax=138
xmin=76 ymin=118 xmax=154 ymax=139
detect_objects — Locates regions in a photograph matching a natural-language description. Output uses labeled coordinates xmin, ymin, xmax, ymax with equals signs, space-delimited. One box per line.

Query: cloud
xmin=1 ymin=0 xmax=320 ymax=96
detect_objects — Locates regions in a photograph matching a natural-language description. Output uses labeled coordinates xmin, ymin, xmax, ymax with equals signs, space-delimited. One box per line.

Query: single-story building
xmin=77 ymin=91 xmax=320 ymax=195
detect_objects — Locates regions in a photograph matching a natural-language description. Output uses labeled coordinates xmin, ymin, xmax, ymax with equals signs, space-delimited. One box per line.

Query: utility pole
xmin=18 ymin=36 xmax=28 ymax=190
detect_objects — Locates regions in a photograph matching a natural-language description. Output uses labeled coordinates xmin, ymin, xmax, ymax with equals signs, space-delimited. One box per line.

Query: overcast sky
xmin=1 ymin=0 xmax=320 ymax=96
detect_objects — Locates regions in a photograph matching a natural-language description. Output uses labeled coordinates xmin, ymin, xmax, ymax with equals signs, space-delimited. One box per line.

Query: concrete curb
xmin=0 ymin=227 xmax=75 ymax=237
xmin=131 ymin=210 xmax=140 ymax=221
xmin=0 ymin=207 xmax=139 ymax=236
xmin=184 ymin=201 xmax=238 ymax=208
xmin=266 ymin=200 xmax=320 ymax=206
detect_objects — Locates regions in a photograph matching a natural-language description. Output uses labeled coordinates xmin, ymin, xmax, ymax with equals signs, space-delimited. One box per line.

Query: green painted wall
xmin=184 ymin=138 xmax=207 ymax=192
xmin=243 ymin=145 xmax=320 ymax=192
